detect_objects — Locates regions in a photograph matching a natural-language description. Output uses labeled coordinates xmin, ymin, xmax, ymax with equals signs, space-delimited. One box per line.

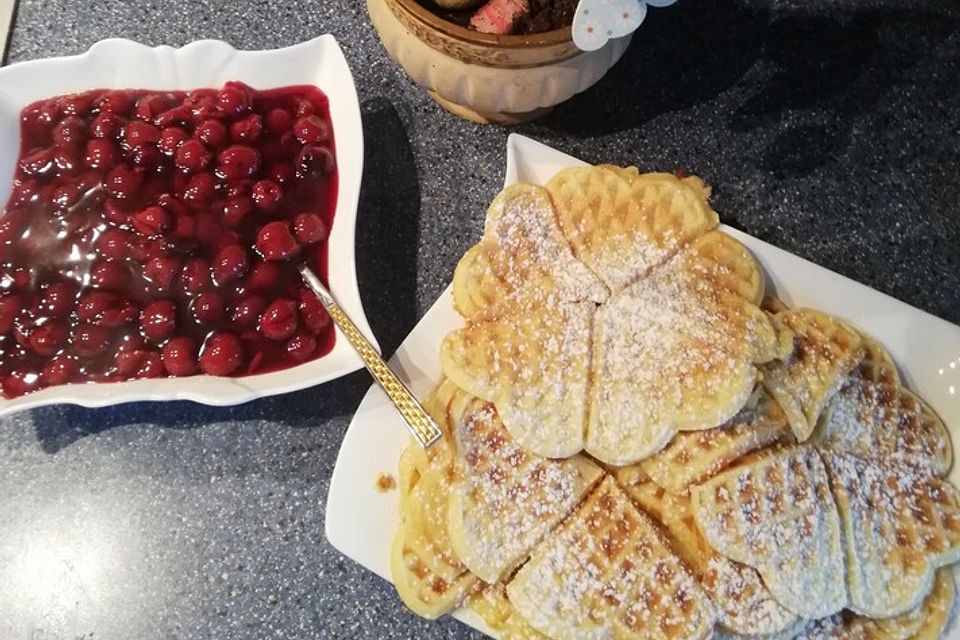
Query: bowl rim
xmin=391 ymin=0 xmax=573 ymax=48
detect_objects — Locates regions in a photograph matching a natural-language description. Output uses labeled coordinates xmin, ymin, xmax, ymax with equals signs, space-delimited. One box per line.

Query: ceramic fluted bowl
xmin=367 ymin=0 xmax=633 ymax=124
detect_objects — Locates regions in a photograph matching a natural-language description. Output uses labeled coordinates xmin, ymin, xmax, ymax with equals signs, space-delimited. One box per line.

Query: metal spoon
xmin=299 ymin=265 xmax=442 ymax=448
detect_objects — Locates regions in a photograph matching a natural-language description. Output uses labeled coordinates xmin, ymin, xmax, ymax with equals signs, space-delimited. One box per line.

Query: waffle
xmin=691 ymin=445 xmax=847 ymax=619
xmin=638 ymin=390 xmax=792 ymax=494
xmin=821 ymin=452 xmax=960 ymax=618
xmin=507 ymin=476 xmax=716 ymax=640
xmin=817 ymin=375 xmax=952 ymax=476
xmin=546 ymin=166 xmax=718 ymax=291
xmin=626 ymin=481 xmax=799 ymax=636
xmin=452 ymin=184 xmax=608 ymax=321
xmin=587 ymin=233 xmax=779 ymax=465
xmin=762 ymin=309 xmax=865 ymax=442
xmin=469 ymin=583 xmax=550 ymax=640
xmin=391 ymin=443 xmax=477 ymax=618
xmin=773 ymin=568 xmax=955 ymax=640
xmin=440 ymin=300 xmax=594 ymax=458
xmin=447 ymin=399 xmax=603 ymax=583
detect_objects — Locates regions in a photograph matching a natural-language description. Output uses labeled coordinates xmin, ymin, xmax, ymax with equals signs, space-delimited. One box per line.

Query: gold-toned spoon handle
xmin=299 ymin=266 xmax=442 ymax=448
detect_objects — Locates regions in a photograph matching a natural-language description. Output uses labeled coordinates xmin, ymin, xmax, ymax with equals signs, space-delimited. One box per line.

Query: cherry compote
xmin=0 ymin=82 xmax=337 ymax=397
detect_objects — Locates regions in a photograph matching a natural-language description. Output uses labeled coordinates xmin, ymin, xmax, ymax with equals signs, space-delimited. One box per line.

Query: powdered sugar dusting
xmin=692 ymin=446 xmax=847 ymax=619
xmin=508 ymin=477 xmax=715 ymax=640
xmin=450 ymin=402 xmax=601 ymax=583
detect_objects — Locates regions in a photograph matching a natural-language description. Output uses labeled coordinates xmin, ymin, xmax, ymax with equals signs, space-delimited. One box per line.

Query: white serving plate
xmin=327 ymin=134 xmax=960 ymax=638
xmin=0 ymin=36 xmax=377 ymax=415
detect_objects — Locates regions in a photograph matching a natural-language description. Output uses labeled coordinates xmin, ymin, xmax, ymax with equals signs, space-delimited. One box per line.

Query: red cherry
xmin=9 ymin=179 xmax=39 ymax=206
xmin=127 ymin=144 xmax=164 ymax=171
xmin=41 ymin=356 xmax=78 ymax=386
xmin=157 ymin=193 xmax=188 ymax=216
xmin=84 ymin=139 xmax=121 ymax=170
xmin=266 ymin=108 xmax=293 ymax=134
xmin=296 ymin=145 xmax=336 ymax=178
xmin=123 ymin=121 xmax=161 ymax=147
xmin=140 ymin=300 xmax=177 ymax=341
xmin=52 ymin=116 xmax=88 ymax=147
xmin=192 ymin=291 xmax=225 ymax=325
xmin=39 ymin=281 xmax=77 ymax=317
xmin=96 ymin=228 xmax=132 ymax=260
xmin=91 ymin=261 xmax=129 ymax=290
xmin=3 ymin=372 xmax=40 ymax=398
xmin=144 ymin=255 xmax=181 ymax=292
xmin=89 ymin=112 xmax=124 ymax=139
xmin=59 ymin=91 xmax=97 ymax=117
xmin=217 ymin=82 xmax=253 ymax=115
xmin=293 ymin=213 xmax=328 ymax=245
xmin=51 ymin=182 xmax=85 ymax=209
xmin=134 ymin=94 xmax=172 ymax=121
xmin=293 ymin=115 xmax=330 ymax=145
xmin=256 ymin=221 xmax=299 ymax=261
xmin=158 ymin=127 xmax=189 ymax=155
xmin=222 ymin=196 xmax=253 ymax=227
xmin=28 ymin=321 xmax=67 ymax=356
xmin=231 ymin=295 xmax=265 ymax=327
xmin=153 ymin=105 xmax=192 ymax=128
xmin=247 ymin=262 xmax=280 ymax=291
xmin=71 ymin=323 xmax=112 ymax=357
xmin=216 ymin=145 xmax=260 ymax=181
xmin=162 ymin=337 xmax=199 ymax=376
xmin=286 ymin=331 xmax=317 ymax=361
xmin=200 ymin=331 xmax=244 ymax=375
xmin=266 ymin=162 xmax=295 ymax=185
xmin=19 ymin=148 xmax=54 ymax=176
xmin=179 ymin=258 xmax=211 ymax=295
xmin=182 ymin=172 xmax=216 ymax=206
xmin=132 ymin=206 xmax=171 ymax=236
xmin=117 ymin=349 xmax=165 ymax=379
xmin=174 ymin=139 xmax=212 ymax=174
xmin=195 ymin=119 xmax=227 ymax=148
xmin=104 ymin=165 xmax=144 ymax=199
xmin=96 ymin=90 xmax=134 ymax=115
xmin=298 ymin=287 xmax=331 ymax=333
xmin=77 ymin=291 xmax=137 ymax=327
xmin=259 ymin=298 xmax=298 ymax=341
xmin=212 ymin=244 xmax=249 ymax=285
xmin=225 ymin=179 xmax=252 ymax=198
xmin=102 ymin=198 xmax=129 ymax=225
xmin=52 ymin=147 xmax=80 ymax=175
xmin=250 ymin=180 xmax=283 ymax=211
xmin=230 ymin=113 xmax=263 ymax=143
xmin=294 ymin=97 xmax=315 ymax=117
xmin=0 ymin=296 xmax=22 ymax=334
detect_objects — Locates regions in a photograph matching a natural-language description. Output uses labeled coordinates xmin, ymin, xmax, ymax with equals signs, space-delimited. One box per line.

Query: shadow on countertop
xmin=29 ymin=98 xmax=423 ymax=454
xmin=530 ymin=0 xmax=768 ymax=137
xmin=532 ymin=2 xmax=957 ymax=168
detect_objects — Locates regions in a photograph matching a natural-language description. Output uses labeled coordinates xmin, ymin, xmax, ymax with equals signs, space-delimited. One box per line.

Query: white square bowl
xmin=0 ymin=36 xmax=376 ymax=415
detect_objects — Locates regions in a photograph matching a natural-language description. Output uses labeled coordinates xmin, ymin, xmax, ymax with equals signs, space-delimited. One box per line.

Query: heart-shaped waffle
xmin=587 ymin=231 xmax=780 ymax=464
xmin=691 ymin=445 xmax=847 ymax=619
xmin=447 ymin=398 xmax=603 ymax=584
xmin=637 ymin=390 xmax=792 ymax=495
xmin=452 ymin=183 xmax=607 ymax=321
xmin=623 ymin=481 xmax=799 ymax=636
xmin=821 ymin=452 xmax=960 ymax=618
xmin=762 ymin=309 xmax=865 ymax=442
xmin=441 ymin=300 xmax=594 ymax=458
xmin=545 ymin=167 xmax=718 ymax=292
xmin=507 ymin=476 xmax=716 ymax=640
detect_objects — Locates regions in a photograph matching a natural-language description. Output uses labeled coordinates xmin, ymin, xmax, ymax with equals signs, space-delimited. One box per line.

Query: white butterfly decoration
xmin=572 ymin=0 xmax=679 ymax=51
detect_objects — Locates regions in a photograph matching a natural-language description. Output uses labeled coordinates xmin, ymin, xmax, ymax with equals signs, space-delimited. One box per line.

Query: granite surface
xmin=1 ymin=0 xmax=959 ymax=638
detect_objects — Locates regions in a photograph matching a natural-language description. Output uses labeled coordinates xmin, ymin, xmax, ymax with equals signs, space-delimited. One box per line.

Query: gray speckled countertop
xmin=1 ymin=1 xmax=959 ymax=638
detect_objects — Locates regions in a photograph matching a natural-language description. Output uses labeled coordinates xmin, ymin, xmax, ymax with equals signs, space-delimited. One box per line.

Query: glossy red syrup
xmin=0 ymin=82 xmax=339 ymax=398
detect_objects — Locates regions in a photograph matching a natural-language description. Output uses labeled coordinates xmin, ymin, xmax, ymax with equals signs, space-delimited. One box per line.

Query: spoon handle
xmin=299 ymin=266 xmax=442 ymax=448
